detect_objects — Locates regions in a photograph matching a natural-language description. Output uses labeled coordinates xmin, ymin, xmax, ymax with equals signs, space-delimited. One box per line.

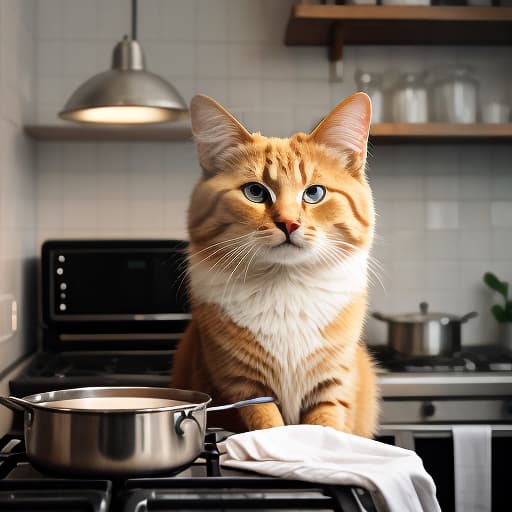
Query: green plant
xmin=483 ymin=272 xmax=512 ymax=322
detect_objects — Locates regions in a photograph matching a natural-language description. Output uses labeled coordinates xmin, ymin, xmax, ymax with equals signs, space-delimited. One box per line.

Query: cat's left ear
xmin=309 ymin=92 xmax=371 ymax=174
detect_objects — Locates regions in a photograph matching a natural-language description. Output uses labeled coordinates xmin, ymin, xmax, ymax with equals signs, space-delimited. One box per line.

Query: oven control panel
xmin=42 ymin=240 xmax=191 ymax=325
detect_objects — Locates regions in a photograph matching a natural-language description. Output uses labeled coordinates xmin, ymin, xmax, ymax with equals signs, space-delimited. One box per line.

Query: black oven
xmin=10 ymin=240 xmax=191 ymax=398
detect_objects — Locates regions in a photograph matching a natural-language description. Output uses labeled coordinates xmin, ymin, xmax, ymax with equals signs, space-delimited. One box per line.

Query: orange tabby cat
xmin=171 ymin=92 xmax=378 ymax=437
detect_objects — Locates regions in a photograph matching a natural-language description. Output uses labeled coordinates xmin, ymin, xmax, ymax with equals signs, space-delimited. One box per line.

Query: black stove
xmin=0 ymin=432 xmax=376 ymax=512
xmin=5 ymin=239 xmax=512 ymax=511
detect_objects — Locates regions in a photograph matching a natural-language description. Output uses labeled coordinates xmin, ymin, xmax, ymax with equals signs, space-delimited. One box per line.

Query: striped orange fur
xmin=171 ymin=93 xmax=379 ymax=437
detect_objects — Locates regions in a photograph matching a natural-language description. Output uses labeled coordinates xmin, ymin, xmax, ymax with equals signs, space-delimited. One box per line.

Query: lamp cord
xmin=131 ymin=0 xmax=137 ymax=40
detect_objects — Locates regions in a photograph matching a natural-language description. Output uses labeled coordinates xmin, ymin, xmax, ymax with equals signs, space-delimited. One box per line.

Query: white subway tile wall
xmin=28 ymin=0 xmax=512 ymax=345
xmin=0 ymin=0 xmax=37 ymax=372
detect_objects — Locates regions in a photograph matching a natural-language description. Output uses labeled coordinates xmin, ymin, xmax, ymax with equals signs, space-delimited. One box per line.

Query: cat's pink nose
xmin=276 ymin=221 xmax=300 ymax=235
xmin=286 ymin=221 xmax=300 ymax=233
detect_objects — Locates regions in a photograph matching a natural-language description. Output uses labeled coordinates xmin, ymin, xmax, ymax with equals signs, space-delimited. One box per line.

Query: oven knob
xmin=421 ymin=401 xmax=436 ymax=418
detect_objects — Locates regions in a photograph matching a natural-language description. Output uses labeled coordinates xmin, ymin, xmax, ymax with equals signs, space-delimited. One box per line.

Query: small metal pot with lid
xmin=372 ymin=302 xmax=477 ymax=356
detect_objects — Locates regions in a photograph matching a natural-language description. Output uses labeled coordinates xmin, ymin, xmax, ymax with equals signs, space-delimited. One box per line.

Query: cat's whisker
xmin=315 ymin=248 xmax=333 ymax=268
xmin=323 ymin=247 xmax=348 ymax=268
xmin=183 ymin=237 xmax=257 ymax=286
xmin=188 ymin=241 xmax=244 ymax=273
xmin=188 ymin=232 xmax=255 ymax=258
xmin=243 ymin=246 xmax=262 ymax=284
xmin=219 ymin=242 xmax=256 ymax=302
xmin=226 ymin=244 xmax=259 ymax=302
xmin=208 ymin=243 xmax=251 ymax=277
xmin=366 ymin=265 xmax=386 ymax=292
xmin=326 ymin=242 xmax=386 ymax=292
xmin=213 ymin=240 xmax=254 ymax=280
xmin=188 ymin=235 xmax=254 ymax=265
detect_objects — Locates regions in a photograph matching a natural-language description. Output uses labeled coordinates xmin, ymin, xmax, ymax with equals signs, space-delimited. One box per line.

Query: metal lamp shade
xmin=59 ymin=38 xmax=188 ymax=124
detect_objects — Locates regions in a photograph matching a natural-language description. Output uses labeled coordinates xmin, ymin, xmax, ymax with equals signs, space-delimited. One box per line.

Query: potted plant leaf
xmin=483 ymin=272 xmax=512 ymax=348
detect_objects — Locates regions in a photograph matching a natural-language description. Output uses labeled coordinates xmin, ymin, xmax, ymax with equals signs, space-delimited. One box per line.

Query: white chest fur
xmin=190 ymin=252 xmax=368 ymax=423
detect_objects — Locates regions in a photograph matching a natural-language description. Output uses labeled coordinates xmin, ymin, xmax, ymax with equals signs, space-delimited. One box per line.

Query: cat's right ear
xmin=190 ymin=94 xmax=253 ymax=175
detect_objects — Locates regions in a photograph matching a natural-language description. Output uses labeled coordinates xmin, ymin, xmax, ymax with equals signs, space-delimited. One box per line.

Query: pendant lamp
xmin=59 ymin=0 xmax=188 ymax=124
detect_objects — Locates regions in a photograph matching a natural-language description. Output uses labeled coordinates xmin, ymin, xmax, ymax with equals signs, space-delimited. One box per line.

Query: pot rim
xmin=18 ymin=386 xmax=212 ymax=415
xmin=380 ymin=313 xmax=455 ymax=324
xmin=372 ymin=302 xmax=477 ymax=325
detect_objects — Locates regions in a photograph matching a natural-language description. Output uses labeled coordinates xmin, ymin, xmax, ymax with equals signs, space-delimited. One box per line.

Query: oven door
xmin=41 ymin=240 xmax=191 ymax=350
xmin=378 ymin=425 xmax=512 ymax=512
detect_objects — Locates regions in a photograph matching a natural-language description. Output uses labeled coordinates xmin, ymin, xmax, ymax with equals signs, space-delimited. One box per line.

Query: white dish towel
xmin=218 ymin=425 xmax=441 ymax=512
xmin=452 ymin=425 xmax=492 ymax=512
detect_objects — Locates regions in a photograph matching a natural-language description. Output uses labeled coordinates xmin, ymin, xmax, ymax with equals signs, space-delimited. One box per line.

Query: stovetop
xmin=10 ymin=345 xmax=512 ymax=403
xmin=0 ymin=432 xmax=375 ymax=512
xmin=18 ymin=345 xmax=512 ymax=379
xmin=9 ymin=351 xmax=173 ymax=397
xmin=372 ymin=345 xmax=512 ymax=373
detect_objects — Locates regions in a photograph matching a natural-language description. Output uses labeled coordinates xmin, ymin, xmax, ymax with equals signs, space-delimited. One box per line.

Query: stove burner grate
xmin=119 ymin=478 xmax=370 ymax=511
xmin=0 ymin=480 xmax=112 ymax=512
xmin=27 ymin=352 xmax=173 ymax=378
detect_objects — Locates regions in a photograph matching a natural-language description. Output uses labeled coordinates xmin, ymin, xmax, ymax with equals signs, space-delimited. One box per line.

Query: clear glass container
xmin=479 ymin=68 xmax=510 ymax=124
xmin=430 ymin=66 xmax=479 ymax=123
xmin=355 ymin=70 xmax=384 ymax=123
xmin=391 ymin=72 xmax=428 ymax=123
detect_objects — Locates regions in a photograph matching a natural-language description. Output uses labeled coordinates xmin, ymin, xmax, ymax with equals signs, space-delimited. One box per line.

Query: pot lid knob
xmin=420 ymin=301 xmax=429 ymax=314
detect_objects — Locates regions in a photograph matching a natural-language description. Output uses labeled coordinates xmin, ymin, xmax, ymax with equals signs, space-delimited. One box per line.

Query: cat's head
xmin=187 ymin=93 xmax=374 ymax=270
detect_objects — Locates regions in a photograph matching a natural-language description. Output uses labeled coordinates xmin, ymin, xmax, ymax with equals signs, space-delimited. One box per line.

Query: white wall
xmin=0 ymin=0 xmax=37 ymax=374
xmin=33 ymin=0 xmax=512 ymax=345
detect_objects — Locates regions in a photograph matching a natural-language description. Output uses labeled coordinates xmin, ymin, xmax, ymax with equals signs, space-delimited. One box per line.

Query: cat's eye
xmin=303 ymin=185 xmax=326 ymax=204
xmin=242 ymin=182 xmax=269 ymax=203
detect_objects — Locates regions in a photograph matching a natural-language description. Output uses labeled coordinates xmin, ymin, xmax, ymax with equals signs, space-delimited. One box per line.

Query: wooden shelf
xmin=285 ymin=5 xmax=512 ymax=46
xmin=24 ymin=123 xmax=193 ymax=142
xmin=24 ymin=122 xmax=512 ymax=144
xmin=370 ymin=123 xmax=512 ymax=143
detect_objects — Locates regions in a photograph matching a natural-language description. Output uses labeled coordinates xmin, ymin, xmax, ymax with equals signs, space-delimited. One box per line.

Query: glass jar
xmin=355 ymin=70 xmax=384 ymax=123
xmin=391 ymin=72 xmax=428 ymax=123
xmin=430 ymin=66 xmax=479 ymax=123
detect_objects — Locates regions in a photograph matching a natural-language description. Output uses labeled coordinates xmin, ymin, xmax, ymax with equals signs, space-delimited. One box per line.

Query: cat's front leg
xmin=238 ymin=402 xmax=285 ymax=431
xmin=300 ymin=401 xmax=351 ymax=433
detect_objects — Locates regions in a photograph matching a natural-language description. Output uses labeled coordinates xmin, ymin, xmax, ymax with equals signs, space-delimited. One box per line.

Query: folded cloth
xmin=218 ymin=425 xmax=441 ymax=512
xmin=452 ymin=425 xmax=492 ymax=512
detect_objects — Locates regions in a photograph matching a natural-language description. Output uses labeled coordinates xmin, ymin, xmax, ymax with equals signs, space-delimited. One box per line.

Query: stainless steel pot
xmin=372 ymin=302 xmax=477 ymax=356
xmin=0 ymin=386 xmax=273 ymax=476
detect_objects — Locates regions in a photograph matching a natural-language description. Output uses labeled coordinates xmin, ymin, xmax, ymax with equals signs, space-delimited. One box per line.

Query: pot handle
xmin=459 ymin=311 xmax=478 ymax=323
xmin=207 ymin=396 xmax=275 ymax=413
xmin=371 ymin=312 xmax=388 ymax=322
xmin=0 ymin=396 xmax=32 ymax=413
xmin=175 ymin=411 xmax=201 ymax=436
